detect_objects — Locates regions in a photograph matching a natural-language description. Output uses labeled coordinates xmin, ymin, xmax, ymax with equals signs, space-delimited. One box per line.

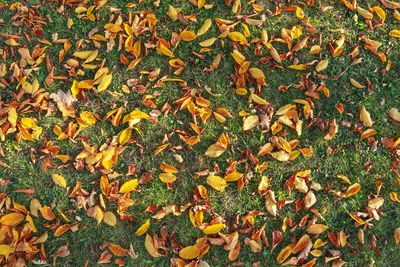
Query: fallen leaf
xmin=52 ymin=174 xmax=67 ymax=188
xmin=207 ymin=176 xmax=227 ymax=192
xmin=135 ymin=219 xmax=151 ymax=236
xmin=179 ymin=246 xmax=200 ymax=259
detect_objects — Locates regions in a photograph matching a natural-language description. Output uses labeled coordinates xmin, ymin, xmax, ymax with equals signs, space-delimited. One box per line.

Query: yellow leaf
xmin=360 ymin=106 xmax=373 ymax=127
xmin=224 ymin=172 xmax=243 ymax=182
xmin=104 ymin=211 xmax=117 ymax=226
xmin=133 ymin=41 xmax=141 ymax=58
xmin=98 ymin=73 xmax=112 ymax=92
xmin=267 ymin=44 xmax=281 ymax=63
xmin=92 ymin=206 xmax=103 ymax=225
xmin=145 ymin=234 xmax=161 ymax=257
xmin=123 ymin=109 xmax=149 ymax=124
xmin=179 ymin=246 xmax=200 ymax=259
xmin=160 ymin=44 xmax=174 ymax=57
xmin=7 ymin=107 xmax=17 ymax=128
xmin=337 ymin=174 xmax=351 ymax=185
xmin=389 ymin=29 xmax=400 ymax=38
xmin=248 ymin=67 xmax=265 ymax=80
xmin=167 ymin=5 xmax=178 ymax=21
xmin=159 ymin=172 xmax=177 ymax=183
xmin=204 ymin=144 xmax=225 ymax=158
xmin=242 ymin=23 xmax=250 ymax=37
xmin=73 ymin=50 xmax=94 ymax=59
xmin=295 ymin=177 xmax=308 ymax=193
xmin=83 ymin=49 xmax=98 ymax=64
xmin=119 ymin=127 xmax=132 ymax=145
xmin=21 ymin=117 xmax=37 ymax=129
xmin=309 ymin=45 xmax=321 ymax=54
xmin=371 ymin=6 xmax=386 ymax=21
xmin=0 ymin=245 xmax=14 ymax=257
xmin=71 ymin=80 xmax=79 ymax=98
xmin=316 ymin=59 xmax=329 ymax=72
xmin=296 ymin=6 xmax=305 ymax=19
xmin=67 ymin=18 xmax=74 ymax=29
xmin=0 ymin=213 xmax=25 ymax=226
xmin=231 ymin=50 xmax=246 ymax=65
xmin=101 ymin=146 xmax=116 ymax=169
xmin=307 ymin=224 xmax=329 ymax=234
xmin=357 ymin=7 xmax=373 ymax=19
xmin=203 ymin=223 xmax=225 ymax=235
xmin=199 ymin=37 xmax=217 ymax=47
xmin=350 ymin=78 xmax=365 ymax=89
xmin=54 ymin=224 xmax=70 ymax=237
xmin=197 ymin=19 xmax=212 ymax=36
xmin=288 ymin=64 xmax=308 ymax=70
xmin=155 ymin=143 xmax=169 ymax=156
xmin=271 ymin=151 xmax=290 ymax=162
xmin=389 ymin=108 xmax=400 ymax=122
xmin=135 ymin=219 xmax=151 ymax=236
xmin=228 ymin=32 xmax=248 ymax=45
xmin=120 ymin=179 xmax=139 ymax=193
xmin=180 ymin=30 xmax=197 ymax=41
xmin=207 ymin=176 xmax=227 ymax=192
xmin=78 ymin=111 xmax=97 ymax=128
xmin=235 ymin=88 xmax=247 ymax=95
xmin=52 ymin=174 xmax=67 ymax=188
xmin=243 ymin=115 xmax=259 ymax=131
xmin=251 ymin=93 xmax=269 ymax=105
xmin=368 ymin=197 xmax=384 ymax=209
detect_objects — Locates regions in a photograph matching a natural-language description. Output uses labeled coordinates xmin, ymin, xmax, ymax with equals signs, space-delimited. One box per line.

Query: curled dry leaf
xmin=395 ymin=228 xmax=400 ymax=245
xmin=277 ymin=245 xmax=292 ymax=263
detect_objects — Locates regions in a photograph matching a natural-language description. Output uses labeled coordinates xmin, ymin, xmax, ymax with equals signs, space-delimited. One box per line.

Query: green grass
xmin=0 ymin=0 xmax=400 ymax=266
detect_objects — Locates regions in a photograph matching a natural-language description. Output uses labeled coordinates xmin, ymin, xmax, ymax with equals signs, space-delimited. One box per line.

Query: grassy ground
xmin=0 ymin=0 xmax=400 ymax=266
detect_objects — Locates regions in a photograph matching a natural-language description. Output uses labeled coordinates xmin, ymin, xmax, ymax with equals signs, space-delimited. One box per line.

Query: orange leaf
xmin=179 ymin=246 xmax=200 ymax=260
xmin=277 ymin=245 xmax=292 ymax=263
xmin=0 ymin=212 xmax=25 ymax=226
xmin=39 ymin=206 xmax=56 ymax=221
xmin=180 ymin=30 xmax=197 ymax=42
